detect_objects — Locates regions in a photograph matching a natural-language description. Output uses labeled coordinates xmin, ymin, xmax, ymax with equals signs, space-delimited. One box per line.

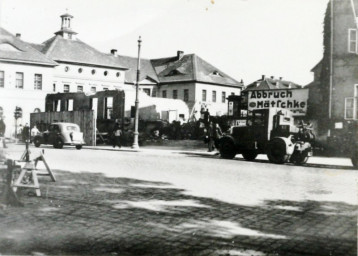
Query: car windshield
xmin=66 ymin=126 xmax=79 ymax=132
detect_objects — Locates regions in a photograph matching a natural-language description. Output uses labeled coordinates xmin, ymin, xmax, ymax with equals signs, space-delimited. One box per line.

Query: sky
xmin=0 ymin=0 xmax=329 ymax=86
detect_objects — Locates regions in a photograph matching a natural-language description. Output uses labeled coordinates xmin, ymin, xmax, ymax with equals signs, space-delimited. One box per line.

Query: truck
xmin=219 ymin=97 xmax=314 ymax=165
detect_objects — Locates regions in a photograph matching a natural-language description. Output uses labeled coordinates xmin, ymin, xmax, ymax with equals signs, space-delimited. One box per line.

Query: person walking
xmin=207 ymin=121 xmax=215 ymax=152
xmin=31 ymin=125 xmax=40 ymax=142
xmin=213 ymin=123 xmax=223 ymax=150
xmin=0 ymin=117 xmax=6 ymax=148
xmin=112 ymin=122 xmax=122 ymax=148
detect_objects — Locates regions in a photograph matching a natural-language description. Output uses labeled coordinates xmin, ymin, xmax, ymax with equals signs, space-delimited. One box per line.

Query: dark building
xmin=308 ymin=0 xmax=358 ymax=137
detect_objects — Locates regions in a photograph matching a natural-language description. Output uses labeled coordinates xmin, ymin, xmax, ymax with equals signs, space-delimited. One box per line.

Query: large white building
xmin=30 ymin=13 xmax=128 ymax=94
xmin=0 ymin=27 xmax=57 ymax=137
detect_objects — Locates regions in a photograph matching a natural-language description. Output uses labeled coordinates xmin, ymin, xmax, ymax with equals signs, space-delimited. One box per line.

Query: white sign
xmin=233 ymin=119 xmax=246 ymax=127
xmin=248 ymin=89 xmax=309 ymax=116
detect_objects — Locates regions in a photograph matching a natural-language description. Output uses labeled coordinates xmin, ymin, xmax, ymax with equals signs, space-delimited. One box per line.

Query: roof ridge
xmin=192 ymin=54 xmax=198 ymax=81
xmin=194 ymin=54 xmax=241 ymax=85
xmin=43 ymin=35 xmax=60 ymax=56
xmin=115 ymin=54 xmax=152 ymax=61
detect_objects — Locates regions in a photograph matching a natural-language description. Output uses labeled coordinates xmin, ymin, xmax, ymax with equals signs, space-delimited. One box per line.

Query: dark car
xmin=33 ymin=122 xmax=85 ymax=149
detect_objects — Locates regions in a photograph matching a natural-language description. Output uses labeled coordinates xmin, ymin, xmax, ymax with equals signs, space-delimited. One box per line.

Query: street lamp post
xmin=132 ymin=36 xmax=142 ymax=149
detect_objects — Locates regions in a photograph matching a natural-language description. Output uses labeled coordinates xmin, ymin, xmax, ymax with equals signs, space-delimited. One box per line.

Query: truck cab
xmin=219 ymin=95 xmax=313 ymax=164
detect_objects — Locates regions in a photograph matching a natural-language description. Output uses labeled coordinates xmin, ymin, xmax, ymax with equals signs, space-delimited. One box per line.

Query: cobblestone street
xmin=0 ymin=144 xmax=357 ymax=255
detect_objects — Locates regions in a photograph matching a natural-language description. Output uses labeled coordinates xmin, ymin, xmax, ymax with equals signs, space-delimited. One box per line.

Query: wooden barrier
xmin=30 ymin=110 xmax=95 ymax=146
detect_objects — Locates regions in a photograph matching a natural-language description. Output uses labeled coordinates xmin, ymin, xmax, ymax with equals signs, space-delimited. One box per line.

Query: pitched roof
xmin=244 ymin=77 xmax=302 ymax=91
xmin=38 ymin=35 xmax=127 ymax=69
xmin=114 ymin=55 xmax=159 ymax=83
xmin=150 ymin=54 xmax=243 ymax=87
xmin=0 ymin=27 xmax=57 ymax=66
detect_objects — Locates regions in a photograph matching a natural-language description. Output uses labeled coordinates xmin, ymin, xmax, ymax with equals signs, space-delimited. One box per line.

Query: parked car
xmin=33 ymin=122 xmax=85 ymax=149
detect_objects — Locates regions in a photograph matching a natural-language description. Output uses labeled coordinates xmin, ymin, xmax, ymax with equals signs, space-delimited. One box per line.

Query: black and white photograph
xmin=0 ymin=0 xmax=357 ymax=255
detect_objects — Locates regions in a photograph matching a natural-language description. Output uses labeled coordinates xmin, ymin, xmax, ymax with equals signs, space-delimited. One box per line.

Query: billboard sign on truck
xmin=248 ymin=88 xmax=309 ymax=116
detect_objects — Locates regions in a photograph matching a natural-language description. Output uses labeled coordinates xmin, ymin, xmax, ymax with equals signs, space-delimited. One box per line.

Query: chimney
xmin=110 ymin=49 xmax=117 ymax=56
xmin=261 ymin=75 xmax=265 ymax=80
xmin=177 ymin=50 xmax=184 ymax=60
xmin=16 ymin=33 xmax=21 ymax=38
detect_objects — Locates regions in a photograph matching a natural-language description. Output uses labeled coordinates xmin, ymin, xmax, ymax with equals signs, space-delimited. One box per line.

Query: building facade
xmin=0 ymin=28 xmax=57 ymax=137
xmin=307 ymin=0 xmax=358 ymax=136
xmin=118 ymin=51 xmax=244 ymax=118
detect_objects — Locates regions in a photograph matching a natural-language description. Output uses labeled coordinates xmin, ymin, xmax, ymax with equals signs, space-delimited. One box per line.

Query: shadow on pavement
xmin=0 ymin=170 xmax=356 ymax=256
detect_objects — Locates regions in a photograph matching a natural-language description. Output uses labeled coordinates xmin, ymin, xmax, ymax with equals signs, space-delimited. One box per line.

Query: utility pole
xmin=132 ymin=36 xmax=142 ymax=149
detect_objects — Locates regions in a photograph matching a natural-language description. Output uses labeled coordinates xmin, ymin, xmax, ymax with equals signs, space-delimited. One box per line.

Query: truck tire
xmin=290 ymin=151 xmax=309 ymax=165
xmin=34 ymin=138 xmax=41 ymax=148
xmin=75 ymin=145 xmax=82 ymax=150
xmin=351 ymin=151 xmax=358 ymax=169
xmin=54 ymin=138 xmax=64 ymax=149
xmin=220 ymin=140 xmax=236 ymax=159
xmin=267 ymin=138 xmax=289 ymax=164
xmin=242 ymin=150 xmax=258 ymax=161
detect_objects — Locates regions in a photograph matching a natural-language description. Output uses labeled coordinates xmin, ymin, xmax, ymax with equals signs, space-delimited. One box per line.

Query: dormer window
xmin=165 ymin=69 xmax=183 ymax=76
xmin=211 ymin=71 xmax=223 ymax=77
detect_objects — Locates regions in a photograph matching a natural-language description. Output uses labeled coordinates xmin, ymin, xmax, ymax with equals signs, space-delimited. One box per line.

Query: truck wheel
xmin=290 ymin=152 xmax=309 ymax=165
xmin=242 ymin=150 xmax=258 ymax=161
xmin=75 ymin=145 xmax=82 ymax=150
xmin=351 ymin=154 xmax=358 ymax=169
xmin=34 ymin=138 xmax=41 ymax=148
xmin=220 ymin=140 xmax=236 ymax=159
xmin=267 ymin=138 xmax=289 ymax=164
xmin=54 ymin=138 xmax=64 ymax=149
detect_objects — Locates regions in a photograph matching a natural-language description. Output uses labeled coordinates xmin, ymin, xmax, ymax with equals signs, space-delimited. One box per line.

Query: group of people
xmin=200 ymin=106 xmax=223 ymax=152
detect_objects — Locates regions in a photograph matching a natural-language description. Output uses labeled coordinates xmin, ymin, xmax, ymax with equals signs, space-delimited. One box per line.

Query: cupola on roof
xmin=55 ymin=12 xmax=78 ymax=39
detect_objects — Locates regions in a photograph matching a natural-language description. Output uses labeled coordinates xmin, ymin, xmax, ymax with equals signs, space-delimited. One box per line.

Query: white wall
xmin=156 ymin=82 xmax=241 ymax=117
xmin=0 ymin=62 xmax=54 ymax=137
xmin=53 ymin=63 xmax=127 ymax=93
xmin=195 ymin=83 xmax=241 ymax=116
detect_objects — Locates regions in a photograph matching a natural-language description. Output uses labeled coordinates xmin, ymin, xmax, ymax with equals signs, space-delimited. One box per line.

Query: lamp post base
xmin=131 ymin=143 xmax=139 ymax=150
xmin=132 ymin=131 xmax=140 ymax=149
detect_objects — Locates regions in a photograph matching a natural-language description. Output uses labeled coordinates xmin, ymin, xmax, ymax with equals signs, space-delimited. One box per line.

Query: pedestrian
xmin=31 ymin=125 xmax=40 ymax=142
xmin=0 ymin=117 xmax=6 ymax=148
xmin=112 ymin=122 xmax=122 ymax=148
xmin=213 ymin=123 xmax=223 ymax=150
xmin=207 ymin=121 xmax=215 ymax=152
xmin=22 ymin=123 xmax=30 ymax=142
xmin=0 ymin=117 xmax=5 ymax=137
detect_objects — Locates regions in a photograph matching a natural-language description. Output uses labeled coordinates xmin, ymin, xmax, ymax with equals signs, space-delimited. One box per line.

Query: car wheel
xmin=54 ymin=138 xmax=64 ymax=149
xmin=220 ymin=140 xmax=236 ymax=159
xmin=267 ymin=138 xmax=289 ymax=164
xmin=75 ymin=145 xmax=82 ymax=150
xmin=242 ymin=150 xmax=258 ymax=161
xmin=34 ymin=138 xmax=41 ymax=148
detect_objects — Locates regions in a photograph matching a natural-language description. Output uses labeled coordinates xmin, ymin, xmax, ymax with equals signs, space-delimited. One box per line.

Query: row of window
xmin=53 ymin=84 xmax=110 ymax=93
xmin=160 ymin=89 xmax=235 ymax=103
xmin=64 ymin=66 xmax=121 ymax=77
xmin=0 ymin=71 xmax=42 ymax=90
